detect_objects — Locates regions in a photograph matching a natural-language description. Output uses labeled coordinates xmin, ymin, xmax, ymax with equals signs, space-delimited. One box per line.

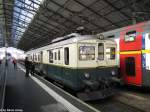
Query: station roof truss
xmin=0 ymin=0 xmax=150 ymax=50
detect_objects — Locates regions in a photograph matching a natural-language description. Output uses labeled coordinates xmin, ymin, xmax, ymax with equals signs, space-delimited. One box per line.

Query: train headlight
xmin=111 ymin=70 xmax=116 ymax=76
xmin=84 ymin=73 xmax=90 ymax=79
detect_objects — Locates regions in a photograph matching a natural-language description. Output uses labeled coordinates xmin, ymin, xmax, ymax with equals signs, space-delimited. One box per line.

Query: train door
xmin=120 ymin=53 xmax=142 ymax=86
xmin=119 ymin=23 xmax=144 ymax=86
xmin=97 ymin=43 xmax=106 ymax=66
xmin=142 ymin=33 xmax=150 ymax=86
xmin=57 ymin=48 xmax=63 ymax=81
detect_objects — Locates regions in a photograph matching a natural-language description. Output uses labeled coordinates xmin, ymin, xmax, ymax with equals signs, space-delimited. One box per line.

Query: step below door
xmin=120 ymin=54 xmax=142 ymax=86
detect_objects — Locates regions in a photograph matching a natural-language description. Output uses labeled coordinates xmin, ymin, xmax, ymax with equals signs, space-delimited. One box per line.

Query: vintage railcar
xmin=102 ymin=21 xmax=150 ymax=87
xmin=26 ymin=33 xmax=118 ymax=101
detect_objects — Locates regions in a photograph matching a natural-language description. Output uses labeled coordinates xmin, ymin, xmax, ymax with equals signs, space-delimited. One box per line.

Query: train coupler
xmin=77 ymin=88 xmax=117 ymax=101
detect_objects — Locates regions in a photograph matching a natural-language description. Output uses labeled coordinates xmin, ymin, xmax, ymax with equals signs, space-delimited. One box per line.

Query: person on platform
xmin=30 ymin=61 xmax=35 ymax=76
xmin=24 ymin=57 xmax=30 ymax=77
xmin=5 ymin=59 xmax=8 ymax=66
xmin=0 ymin=59 xmax=2 ymax=65
xmin=12 ymin=58 xmax=17 ymax=69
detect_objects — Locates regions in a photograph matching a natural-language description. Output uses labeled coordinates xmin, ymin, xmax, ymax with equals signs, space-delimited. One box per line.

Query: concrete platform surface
xmin=2 ymin=62 xmax=100 ymax=112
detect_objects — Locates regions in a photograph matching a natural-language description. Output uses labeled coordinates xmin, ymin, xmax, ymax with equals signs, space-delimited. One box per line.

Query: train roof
xmin=101 ymin=21 xmax=150 ymax=38
xmin=26 ymin=33 xmax=115 ymax=53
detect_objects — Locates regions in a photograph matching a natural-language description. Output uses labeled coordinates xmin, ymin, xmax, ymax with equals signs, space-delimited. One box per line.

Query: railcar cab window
xmin=98 ymin=43 xmax=104 ymax=60
xmin=49 ymin=50 xmax=53 ymax=63
xmin=79 ymin=46 xmax=95 ymax=60
xmin=124 ymin=31 xmax=136 ymax=42
xmin=106 ymin=47 xmax=116 ymax=60
xmin=64 ymin=47 xmax=69 ymax=65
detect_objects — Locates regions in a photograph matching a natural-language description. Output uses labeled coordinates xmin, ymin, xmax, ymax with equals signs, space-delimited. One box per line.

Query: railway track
xmin=88 ymin=96 xmax=145 ymax=112
xmin=18 ymin=63 xmax=149 ymax=112
xmin=44 ymin=77 xmax=148 ymax=112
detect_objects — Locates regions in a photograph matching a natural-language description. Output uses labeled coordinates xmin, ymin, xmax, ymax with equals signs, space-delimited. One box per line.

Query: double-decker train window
xmin=79 ymin=46 xmax=95 ymax=60
xmin=49 ymin=50 xmax=53 ymax=63
xmin=98 ymin=43 xmax=104 ymax=60
xmin=125 ymin=57 xmax=136 ymax=76
xmin=64 ymin=47 xmax=69 ymax=65
xmin=106 ymin=47 xmax=116 ymax=60
xmin=124 ymin=30 xmax=136 ymax=42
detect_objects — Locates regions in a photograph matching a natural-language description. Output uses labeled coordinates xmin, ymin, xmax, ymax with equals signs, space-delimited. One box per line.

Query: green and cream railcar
xmin=26 ymin=33 xmax=118 ymax=101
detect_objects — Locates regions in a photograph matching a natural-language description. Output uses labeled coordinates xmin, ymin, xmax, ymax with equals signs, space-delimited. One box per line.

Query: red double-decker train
xmin=102 ymin=21 xmax=150 ymax=87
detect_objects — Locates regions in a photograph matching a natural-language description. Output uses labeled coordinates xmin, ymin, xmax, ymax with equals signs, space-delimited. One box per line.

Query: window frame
xmin=54 ymin=52 xmax=57 ymax=60
xmin=58 ymin=50 xmax=60 ymax=60
xmin=38 ymin=54 xmax=40 ymax=62
xmin=79 ymin=44 xmax=95 ymax=61
xmin=40 ymin=51 xmax=43 ymax=63
xmin=106 ymin=47 xmax=116 ymax=60
xmin=48 ymin=50 xmax=53 ymax=63
xmin=64 ymin=47 xmax=69 ymax=65
xmin=107 ymin=35 xmax=115 ymax=38
xmin=98 ymin=43 xmax=104 ymax=60
xmin=124 ymin=30 xmax=136 ymax=42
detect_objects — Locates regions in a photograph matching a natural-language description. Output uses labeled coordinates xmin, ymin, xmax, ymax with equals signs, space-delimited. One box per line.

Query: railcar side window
xmin=54 ymin=52 xmax=57 ymax=60
xmin=35 ymin=54 xmax=37 ymax=61
xmin=49 ymin=50 xmax=53 ymax=63
xmin=64 ymin=47 xmax=69 ymax=65
xmin=58 ymin=50 xmax=60 ymax=60
xmin=79 ymin=46 xmax=95 ymax=60
xmin=30 ymin=56 xmax=32 ymax=60
xmin=98 ymin=43 xmax=104 ymax=60
xmin=40 ymin=51 xmax=43 ymax=63
xmin=107 ymin=35 xmax=115 ymax=38
xmin=106 ymin=47 xmax=116 ymax=60
xmin=124 ymin=31 xmax=136 ymax=42
xmin=33 ymin=54 xmax=35 ymax=61
xmin=38 ymin=54 xmax=40 ymax=62
xmin=125 ymin=57 xmax=135 ymax=76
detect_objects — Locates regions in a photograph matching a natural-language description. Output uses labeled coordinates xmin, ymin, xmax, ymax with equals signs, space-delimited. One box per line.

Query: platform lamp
xmin=76 ymin=26 xmax=85 ymax=34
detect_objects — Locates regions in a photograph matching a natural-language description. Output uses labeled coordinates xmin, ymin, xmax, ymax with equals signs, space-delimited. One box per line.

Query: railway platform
xmin=0 ymin=61 xmax=100 ymax=112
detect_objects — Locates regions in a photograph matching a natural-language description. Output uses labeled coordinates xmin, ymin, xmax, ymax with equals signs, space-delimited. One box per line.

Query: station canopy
xmin=0 ymin=0 xmax=150 ymax=51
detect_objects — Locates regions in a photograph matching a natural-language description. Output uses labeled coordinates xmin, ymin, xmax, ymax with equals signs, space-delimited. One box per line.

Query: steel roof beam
xmin=49 ymin=0 xmax=106 ymax=31
xmin=73 ymin=0 xmax=119 ymax=27
xmin=42 ymin=0 xmax=92 ymax=32
xmin=103 ymin=0 xmax=131 ymax=19
xmin=15 ymin=0 xmax=79 ymax=33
